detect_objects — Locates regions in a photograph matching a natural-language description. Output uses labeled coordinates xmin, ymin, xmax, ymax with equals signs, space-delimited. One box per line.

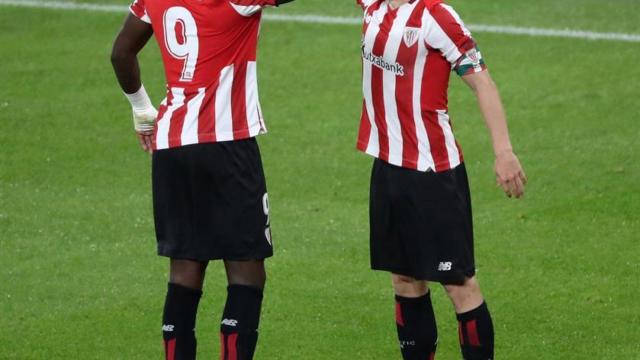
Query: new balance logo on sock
xmin=438 ymin=262 xmax=453 ymax=271
xmin=162 ymin=325 xmax=174 ymax=332
xmin=221 ymin=318 xmax=238 ymax=327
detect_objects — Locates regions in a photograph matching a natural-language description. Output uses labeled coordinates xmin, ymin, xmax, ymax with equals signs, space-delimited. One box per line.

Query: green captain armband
xmin=455 ymin=47 xmax=487 ymax=76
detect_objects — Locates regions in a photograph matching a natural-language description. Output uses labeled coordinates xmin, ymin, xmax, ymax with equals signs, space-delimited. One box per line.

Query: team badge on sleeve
xmin=403 ymin=27 xmax=420 ymax=48
xmin=465 ymin=48 xmax=481 ymax=66
xmin=455 ymin=47 xmax=486 ymax=76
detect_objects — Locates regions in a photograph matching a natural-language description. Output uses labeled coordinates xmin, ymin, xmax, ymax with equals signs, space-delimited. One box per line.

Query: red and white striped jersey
xmin=129 ymin=0 xmax=279 ymax=150
xmin=356 ymin=0 xmax=487 ymax=172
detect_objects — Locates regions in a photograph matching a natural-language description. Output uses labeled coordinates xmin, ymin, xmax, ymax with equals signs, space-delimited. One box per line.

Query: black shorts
xmin=152 ymin=138 xmax=273 ymax=261
xmin=369 ymin=159 xmax=475 ymax=284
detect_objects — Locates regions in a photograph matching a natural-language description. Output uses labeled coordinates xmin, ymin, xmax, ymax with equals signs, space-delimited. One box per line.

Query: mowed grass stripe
xmin=2 ymin=0 xmax=640 ymax=42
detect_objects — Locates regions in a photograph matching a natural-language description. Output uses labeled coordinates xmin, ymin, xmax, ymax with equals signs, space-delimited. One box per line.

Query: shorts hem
xmin=371 ymin=264 xmax=476 ymax=285
xmin=158 ymin=250 xmax=273 ymax=262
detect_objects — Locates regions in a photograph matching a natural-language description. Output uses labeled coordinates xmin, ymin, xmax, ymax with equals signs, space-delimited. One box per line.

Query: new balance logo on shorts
xmin=438 ymin=262 xmax=453 ymax=271
xmin=162 ymin=324 xmax=174 ymax=332
xmin=221 ymin=318 xmax=238 ymax=327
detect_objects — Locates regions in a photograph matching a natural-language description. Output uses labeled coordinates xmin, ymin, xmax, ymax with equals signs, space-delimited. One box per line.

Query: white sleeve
xmin=229 ymin=0 xmax=278 ymax=17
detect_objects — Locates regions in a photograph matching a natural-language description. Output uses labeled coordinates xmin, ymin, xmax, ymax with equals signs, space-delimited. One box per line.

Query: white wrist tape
xmin=125 ymin=84 xmax=153 ymax=112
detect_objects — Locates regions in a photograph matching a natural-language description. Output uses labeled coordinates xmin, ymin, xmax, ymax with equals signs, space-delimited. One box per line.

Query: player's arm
xmin=425 ymin=3 xmax=526 ymax=198
xmin=111 ymin=13 xmax=155 ymax=153
xmin=461 ymin=71 xmax=527 ymax=199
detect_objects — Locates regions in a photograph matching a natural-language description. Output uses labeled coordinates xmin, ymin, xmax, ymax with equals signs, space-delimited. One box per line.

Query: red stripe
xmin=428 ymin=4 xmax=475 ymax=53
xmin=167 ymin=92 xmax=190 ymax=148
xmin=220 ymin=333 xmax=226 ymax=360
xmin=165 ymin=338 xmax=176 ymax=360
xmin=395 ymin=302 xmax=405 ymax=327
xmin=370 ymin=8 xmax=398 ymax=162
xmin=429 ymin=352 xmax=436 ymax=360
xmin=422 ymin=110 xmax=449 ymax=171
xmin=198 ymin=86 xmax=216 ymax=143
xmin=457 ymin=321 xmax=464 ymax=345
xmin=421 ymin=52 xmax=451 ymax=171
xmin=394 ymin=2 xmax=424 ymax=168
xmin=153 ymin=91 xmax=174 ymax=151
xmin=228 ymin=333 xmax=239 ymax=360
xmin=466 ymin=320 xmax=481 ymax=346
xmin=357 ymin=99 xmax=372 ymax=151
xmin=231 ymin=64 xmax=250 ymax=139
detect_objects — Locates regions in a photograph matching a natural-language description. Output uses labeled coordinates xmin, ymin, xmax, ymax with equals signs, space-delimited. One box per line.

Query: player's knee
xmin=392 ymin=274 xmax=428 ymax=297
xmin=225 ymin=260 xmax=266 ymax=289
xmin=169 ymin=259 xmax=208 ymax=290
xmin=443 ymin=277 xmax=483 ymax=311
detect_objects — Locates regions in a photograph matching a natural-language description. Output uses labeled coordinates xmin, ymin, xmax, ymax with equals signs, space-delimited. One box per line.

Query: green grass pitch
xmin=1 ymin=0 xmax=639 ymax=358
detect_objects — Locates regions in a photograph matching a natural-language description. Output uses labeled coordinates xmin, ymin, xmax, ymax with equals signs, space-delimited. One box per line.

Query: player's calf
xmin=444 ymin=278 xmax=494 ymax=360
xmin=395 ymin=292 xmax=438 ymax=360
xmin=392 ymin=275 xmax=437 ymax=359
xmin=456 ymin=302 xmax=494 ymax=360
xmin=220 ymin=285 xmax=264 ymax=360
xmin=162 ymin=283 xmax=202 ymax=360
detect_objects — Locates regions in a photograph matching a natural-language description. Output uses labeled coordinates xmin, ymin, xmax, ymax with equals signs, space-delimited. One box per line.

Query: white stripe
xmin=382 ymin=3 xmax=412 ymax=166
xmin=413 ymin=14 xmax=434 ymax=172
xmin=245 ymin=61 xmax=264 ymax=137
xmin=181 ymin=88 xmax=205 ymax=146
xmin=425 ymin=12 xmax=464 ymax=64
xmin=215 ymin=65 xmax=234 ymax=142
xmin=437 ymin=110 xmax=461 ymax=169
xmin=156 ymin=87 xmax=185 ymax=150
xmin=3 ymin=0 xmax=639 ymax=43
xmin=361 ymin=5 xmax=386 ymax=157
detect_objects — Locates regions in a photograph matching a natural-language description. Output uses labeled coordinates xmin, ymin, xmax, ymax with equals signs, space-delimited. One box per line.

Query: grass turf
xmin=0 ymin=1 xmax=639 ymax=359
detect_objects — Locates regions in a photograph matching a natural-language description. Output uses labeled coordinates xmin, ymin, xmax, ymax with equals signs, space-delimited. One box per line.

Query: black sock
xmin=395 ymin=292 xmax=438 ymax=360
xmin=162 ymin=283 xmax=202 ymax=360
xmin=456 ymin=302 xmax=494 ymax=360
xmin=220 ymin=285 xmax=264 ymax=360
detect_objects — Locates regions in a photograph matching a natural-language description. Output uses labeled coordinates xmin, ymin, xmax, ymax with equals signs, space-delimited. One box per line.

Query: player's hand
xmin=136 ymin=130 xmax=154 ymax=154
xmin=494 ymin=150 xmax=527 ymax=199
xmin=132 ymin=107 xmax=157 ymax=154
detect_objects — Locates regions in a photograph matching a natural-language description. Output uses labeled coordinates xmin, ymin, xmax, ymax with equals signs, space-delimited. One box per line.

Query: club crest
xmin=465 ymin=48 xmax=481 ymax=65
xmin=403 ymin=27 xmax=420 ymax=47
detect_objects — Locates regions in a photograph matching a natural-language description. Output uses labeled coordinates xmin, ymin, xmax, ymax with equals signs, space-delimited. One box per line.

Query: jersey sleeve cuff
xmin=454 ymin=47 xmax=486 ymax=76
xmin=129 ymin=5 xmax=151 ymax=23
xmin=456 ymin=62 xmax=487 ymax=76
